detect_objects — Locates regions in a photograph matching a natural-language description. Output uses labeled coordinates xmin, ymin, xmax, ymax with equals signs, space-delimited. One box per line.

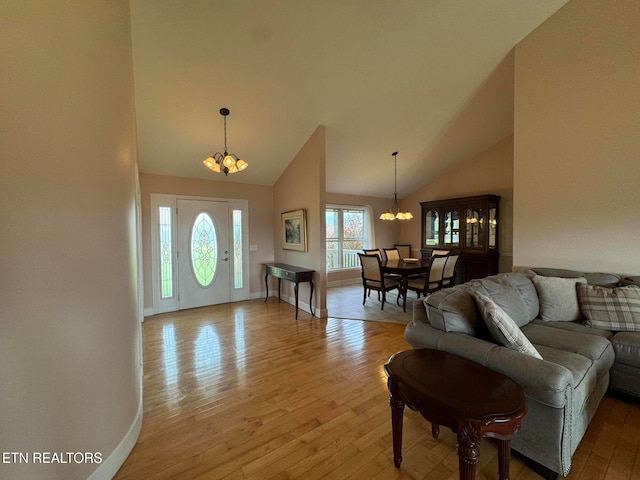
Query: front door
xmin=177 ymin=199 xmax=230 ymax=309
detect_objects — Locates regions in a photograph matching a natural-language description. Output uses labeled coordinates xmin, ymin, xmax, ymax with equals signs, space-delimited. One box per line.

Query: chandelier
xmin=379 ymin=151 xmax=413 ymax=221
xmin=203 ymin=107 xmax=248 ymax=175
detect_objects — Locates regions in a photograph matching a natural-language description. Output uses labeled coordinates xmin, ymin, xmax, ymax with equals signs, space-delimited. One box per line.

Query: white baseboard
xmin=87 ymin=390 xmax=143 ymax=480
xmin=327 ymin=278 xmax=360 ymax=288
xmin=265 ymin=292 xmax=328 ymax=318
xmin=250 ymin=290 xmax=267 ymax=300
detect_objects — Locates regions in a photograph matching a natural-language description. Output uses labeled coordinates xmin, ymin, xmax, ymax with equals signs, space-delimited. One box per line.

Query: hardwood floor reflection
xmin=114 ymin=300 xmax=640 ymax=480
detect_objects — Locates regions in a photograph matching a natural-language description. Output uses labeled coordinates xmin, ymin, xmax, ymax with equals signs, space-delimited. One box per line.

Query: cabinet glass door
xmin=465 ymin=208 xmax=484 ymax=248
xmin=424 ymin=210 xmax=439 ymax=246
xmin=489 ymin=207 xmax=497 ymax=249
xmin=444 ymin=210 xmax=459 ymax=246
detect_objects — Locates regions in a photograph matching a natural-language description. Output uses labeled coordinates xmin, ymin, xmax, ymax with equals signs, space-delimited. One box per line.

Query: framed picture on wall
xmin=282 ymin=209 xmax=307 ymax=252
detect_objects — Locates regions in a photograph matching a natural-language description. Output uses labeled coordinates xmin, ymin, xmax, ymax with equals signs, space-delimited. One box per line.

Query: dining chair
xmin=383 ymin=248 xmax=400 ymax=262
xmin=406 ymin=254 xmax=448 ymax=298
xmin=363 ymin=248 xmax=383 ymax=260
xmin=366 ymin=248 xmax=402 ymax=280
xmin=394 ymin=244 xmax=412 ymax=260
xmin=441 ymin=253 xmax=460 ymax=288
xmin=431 ymin=249 xmax=450 ymax=256
xmin=358 ymin=253 xmax=401 ymax=310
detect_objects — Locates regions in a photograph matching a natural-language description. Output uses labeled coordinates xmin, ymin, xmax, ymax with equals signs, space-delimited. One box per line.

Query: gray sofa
xmin=404 ymin=267 xmax=640 ymax=478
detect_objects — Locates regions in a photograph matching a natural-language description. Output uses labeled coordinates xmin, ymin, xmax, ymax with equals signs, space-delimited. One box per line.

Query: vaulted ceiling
xmin=130 ymin=0 xmax=569 ymax=198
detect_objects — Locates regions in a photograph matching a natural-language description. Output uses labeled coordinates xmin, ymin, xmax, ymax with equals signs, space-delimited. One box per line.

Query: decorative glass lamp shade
xmin=395 ymin=210 xmax=414 ymax=220
xmin=203 ymin=153 xmax=247 ymax=175
xmin=379 ymin=196 xmax=413 ymax=221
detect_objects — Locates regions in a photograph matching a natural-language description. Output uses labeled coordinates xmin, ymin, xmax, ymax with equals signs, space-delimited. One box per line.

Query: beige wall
xmin=0 ymin=1 xmax=142 ymax=478
xmin=273 ymin=127 xmax=327 ymax=316
xmin=513 ymin=0 xmax=640 ymax=274
xmin=139 ymin=173 xmax=274 ymax=309
xmin=400 ymin=135 xmax=514 ymax=272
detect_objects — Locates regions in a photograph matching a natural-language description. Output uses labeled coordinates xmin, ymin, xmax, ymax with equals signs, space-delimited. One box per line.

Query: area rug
xmin=327 ymin=284 xmax=414 ymax=324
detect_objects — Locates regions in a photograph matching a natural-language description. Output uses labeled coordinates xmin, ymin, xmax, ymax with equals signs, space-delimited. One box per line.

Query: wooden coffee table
xmin=384 ymin=349 xmax=527 ymax=480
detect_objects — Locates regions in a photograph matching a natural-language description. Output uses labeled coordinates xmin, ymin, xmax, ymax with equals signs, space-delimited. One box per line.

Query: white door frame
xmin=150 ymin=193 xmax=249 ymax=315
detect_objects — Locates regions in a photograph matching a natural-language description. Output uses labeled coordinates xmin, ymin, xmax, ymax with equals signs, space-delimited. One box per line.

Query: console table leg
xmin=497 ymin=438 xmax=512 ymax=480
xmin=294 ymin=282 xmax=299 ymax=319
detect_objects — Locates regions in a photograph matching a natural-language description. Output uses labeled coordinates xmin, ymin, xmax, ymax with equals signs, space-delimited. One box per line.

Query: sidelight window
xmin=159 ymin=206 xmax=173 ymax=298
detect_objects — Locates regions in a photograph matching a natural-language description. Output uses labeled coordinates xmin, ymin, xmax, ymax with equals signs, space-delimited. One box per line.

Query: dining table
xmin=380 ymin=257 xmax=432 ymax=312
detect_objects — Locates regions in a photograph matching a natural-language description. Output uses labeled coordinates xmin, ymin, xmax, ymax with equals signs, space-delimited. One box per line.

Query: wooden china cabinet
xmin=420 ymin=194 xmax=500 ymax=283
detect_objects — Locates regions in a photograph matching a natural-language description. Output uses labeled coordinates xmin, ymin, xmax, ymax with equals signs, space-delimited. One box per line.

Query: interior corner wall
xmin=513 ymin=0 xmax=640 ymax=274
xmin=0 ymin=2 xmax=142 ymax=479
xmin=400 ymin=135 xmax=514 ymax=273
xmin=273 ymin=126 xmax=327 ymax=317
xmin=139 ymin=173 xmax=275 ymax=310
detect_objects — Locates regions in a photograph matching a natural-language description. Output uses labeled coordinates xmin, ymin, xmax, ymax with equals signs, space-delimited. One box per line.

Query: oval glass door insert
xmin=190 ymin=212 xmax=218 ymax=287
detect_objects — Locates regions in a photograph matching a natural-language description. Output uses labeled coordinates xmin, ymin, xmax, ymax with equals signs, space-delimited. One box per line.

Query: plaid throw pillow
xmin=471 ymin=291 xmax=543 ymax=359
xmin=577 ymin=284 xmax=640 ymax=331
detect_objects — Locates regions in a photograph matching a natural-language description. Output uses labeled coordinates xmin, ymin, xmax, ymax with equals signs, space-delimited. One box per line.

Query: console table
xmin=264 ymin=263 xmax=315 ymax=319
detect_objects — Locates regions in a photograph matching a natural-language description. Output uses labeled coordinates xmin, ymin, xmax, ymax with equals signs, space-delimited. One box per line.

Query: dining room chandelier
xmin=380 ymin=151 xmax=413 ymax=220
xmin=203 ymin=107 xmax=248 ymax=176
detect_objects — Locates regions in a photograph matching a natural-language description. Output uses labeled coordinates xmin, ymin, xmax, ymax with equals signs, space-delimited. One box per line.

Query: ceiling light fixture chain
xmin=203 ymin=107 xmax=248 ymax=176
xmin=222 ymin=107 xmax=229 ymax=153
xmin=379 ymin=151 xmax=413 ymax=221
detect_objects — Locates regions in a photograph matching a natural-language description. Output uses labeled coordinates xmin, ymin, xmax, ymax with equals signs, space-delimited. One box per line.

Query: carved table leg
xmin=497 ymin=438 xmax=512 ymax=480
xmin=388 ymin=379 xmax=405 ymax=468
xmin=456 ymin=423 xmax=482 ymax=480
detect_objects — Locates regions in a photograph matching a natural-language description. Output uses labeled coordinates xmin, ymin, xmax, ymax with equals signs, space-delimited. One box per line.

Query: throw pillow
xmin=577 ymin=284 xmax=640 ymax=331
xmin=469 ymin=279 xmax=530 ymax=327
xmin=472 ymin=291 xmax=543 ymax=359
xmin=531 ymin=275 xmax=587 ymax=322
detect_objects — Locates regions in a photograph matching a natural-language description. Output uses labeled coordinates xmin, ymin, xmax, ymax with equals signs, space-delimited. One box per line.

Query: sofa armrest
xmin=406 ymin=321 xmax=573 ymax=409
xmin=411 ymin=298 xmax=429 ymax=324
xmin=482 ymin=345 xmax=573 ymax=409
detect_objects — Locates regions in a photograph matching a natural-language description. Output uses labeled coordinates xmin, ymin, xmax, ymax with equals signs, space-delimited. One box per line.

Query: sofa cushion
xmin=502 ymin=272 xmax=540 ymax=321
xmin=583 ymin=272 xmax=622 ymax=287
xmin=532 ymin=275 xmax=586 ymax=322
xmin=578 ymin=284 xmax=640 ymax=331
xmin=472 ymin=292 xmax=542 ymax=359
xmin=469 ymin=278 xmax=531 ymax=327
xmin=529 ymin=319 xmax=614 ymax=340
xmin=522 ymin=323 xmax=615 ymax=379
xmin=622 ymin=276 xmax=640 ymax=287
xmin=528 ymin=267 xmax=621 ymax=287
xmin=530 ymin=267 xmax=584 ymax=278
xmin=424 ymin=287 xmax=487 ymax=336
xmin=611 ymin=332 xmax=640 ymax=368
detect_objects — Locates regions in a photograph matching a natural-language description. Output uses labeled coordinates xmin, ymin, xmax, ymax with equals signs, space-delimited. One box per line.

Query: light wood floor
xmin=114 ymin=296 xmax=640 ymax=480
